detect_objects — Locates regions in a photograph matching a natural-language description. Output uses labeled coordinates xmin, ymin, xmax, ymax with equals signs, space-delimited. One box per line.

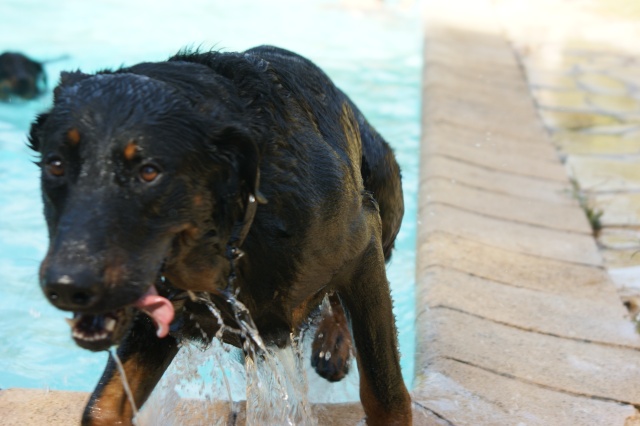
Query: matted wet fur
xmin=29 ymin=45 xmax=410 ymax=425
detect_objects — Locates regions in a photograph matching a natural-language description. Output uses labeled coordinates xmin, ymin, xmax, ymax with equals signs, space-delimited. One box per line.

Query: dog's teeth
xmin=104 ymin=317 xmax=116 ymax=332
xmin=65 ymin=317 xmax=78 ymax=328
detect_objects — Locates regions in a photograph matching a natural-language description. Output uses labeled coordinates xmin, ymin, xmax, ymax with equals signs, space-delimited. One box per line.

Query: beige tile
xmin=526 ymin=69 xmax=578 ymax=90
xmin=424 ymin=139 xmax=569 ymax=183
xmin=552 ymin=131 xmax=640 ymax=155
xmin=578 ymin=72 xmax=630 ymax=95
xmin=418 ymin=203 xmax=602 ymax=265
xmin=416 ymin=309 xmax=640 ymax=404
xmin=566 ymin=156 xmax=640 ymax=192
xmin=587 ymin=93 xmax=640 ymax=114
xmin=532 ymin=89 xmax=590 ymax=110
xmin=424 ymin=95 xmax=551 ymax=149
xmin=601 ymin=247 xmax=640 ymax=269
xmin=424 ymin=58 xmax=526 ymax=92
xmin=417 ymin=233 xmax=615 ymax=299
xmin=594 ymin=193 xmax=640 ymax=226
xmin=598 ymin=228 xmax=640 ymax=250
xmin=413 ymin=359 xmax=638 ymax=426
xmin=427 ymin=119 xmax=560 ymax=160
xmin=607 ymin=66 xmax=640 ymax=88
xmin=539 ymin=109 xmax=621 ymax=131
xmin=422 ymin=178 xmax=591 ymax=233
xmin=417 ymin=267 xmax=637 ymax=346
xmin=423 ymin=156 xmax=575 ymax=205
xmin=0 ymin=389 xmax=88 ymax=426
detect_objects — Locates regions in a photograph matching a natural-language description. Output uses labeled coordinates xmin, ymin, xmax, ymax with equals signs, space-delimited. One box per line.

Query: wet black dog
xmin=29 ymin=45 xmax=410 ymax=425
xmin=0 ymin=52 xmax=47 ymax=100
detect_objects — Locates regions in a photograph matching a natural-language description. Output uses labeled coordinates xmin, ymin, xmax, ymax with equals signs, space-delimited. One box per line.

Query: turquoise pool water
xmin=0 ymin=0 xmax=421 ymax=393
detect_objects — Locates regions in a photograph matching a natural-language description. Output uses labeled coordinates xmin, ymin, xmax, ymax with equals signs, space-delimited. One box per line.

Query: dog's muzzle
xmin=43 ymin=267 xmax=175 ymax=351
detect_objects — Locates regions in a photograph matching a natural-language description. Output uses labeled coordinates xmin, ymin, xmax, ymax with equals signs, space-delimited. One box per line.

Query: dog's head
xmin=29 ymin=69 xmax=260 ymax=350
xmin=0 ymin=52 xmax=46 ymax=101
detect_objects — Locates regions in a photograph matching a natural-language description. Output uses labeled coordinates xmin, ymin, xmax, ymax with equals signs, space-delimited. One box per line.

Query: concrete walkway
xmin=3 ymin=0 xmax=640 ymax=425
xmin=412 ymin=0 xmax=640 ymax=424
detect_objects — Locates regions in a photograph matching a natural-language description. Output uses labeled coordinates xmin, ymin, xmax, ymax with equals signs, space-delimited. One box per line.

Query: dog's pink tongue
xmin=135 ymin=286 xmax=174 ymax=338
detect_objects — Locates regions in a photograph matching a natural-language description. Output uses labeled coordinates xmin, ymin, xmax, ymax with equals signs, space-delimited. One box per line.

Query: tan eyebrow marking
xmin=67 ymin=128 xmax=80 ymax=145
xmin=124 ymin=141 xmax=138 ymax=160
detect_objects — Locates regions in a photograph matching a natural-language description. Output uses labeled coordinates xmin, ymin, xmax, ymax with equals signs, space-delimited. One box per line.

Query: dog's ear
xmin=53 ymin=70 xmax=90 ymax=101
xmin=216 ymin=126 xmax=265 ymax=203
xmin=27 ymin=112 xmax=49 ymax=152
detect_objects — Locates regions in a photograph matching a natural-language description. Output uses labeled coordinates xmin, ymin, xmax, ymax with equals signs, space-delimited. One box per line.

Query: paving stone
xmin=552 ymin=131 xmax=640 ymax=156
xmin=424 ymin=95 xmax=553 ymax=152
xmin=422 ymin=178 xmax=592 ymax=233
xmin=598 ymin=228 xmax=640 ymax=250
xmin=601 ymin=247 xmax=640 ymax=269
xmin=424 ymin=136 xmax=568 ymax=184
xmin=416 ymin=308 xmax=640 ymax=404
xmin=423 ymin=156 xmax=575 ymax=205
xmin=428 ymin=119 xmax=559 ymax=160
xmin=0 ymin=389 xmax=88 ymax=426
xmin=526 ymin=69 xmax=578 ymax=90
xmin=425 ymin=40 xmax=516 ymax=75
xmin=578 ymin=72 xmax=630 ymax=95
xmin=413 ymin=359 xmax=639 ymax=426
xmin=566 ymin=155 xmax=640 ymax=192
xmin=424 ymin=58 xmax=526 ymax=93
xmin=417 ymin=233 xmax=615 ymax=299
xmin=607 ymin=67 xmax=640 ymax=90
xmin=593 ymin=193 xmax=640 ymax=226
xmin=417 ymin=266 xmax=638 ymax=346
xmin=587 ymin=93 xmax=640 ymax=114
xmin=419 ymin=203 xmax=602 ymax=265
xmin=582 ymin=124 xmax=640 ymax=135
xmin=423 ymin=65 xmax=532 ymax=108
xmin=532 ymin=89 xmax=590 ymax=110
xmin=619 ymin=113 xmax=640 ymax=125
xmin=538 ymin=108 xmax=621 ymax=131
xmin=609 ymin=266 xmax=640 ymax=302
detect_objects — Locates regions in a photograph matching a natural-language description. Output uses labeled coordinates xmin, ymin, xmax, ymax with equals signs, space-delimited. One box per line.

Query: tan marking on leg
xmin=87 ymin=354 xmax=146 ymax=426
xmin=357 ymin=352 xmax=412 ymax=426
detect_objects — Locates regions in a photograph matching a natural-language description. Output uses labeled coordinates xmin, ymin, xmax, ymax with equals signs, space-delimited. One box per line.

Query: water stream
xmin=132 ymin=294 xmax=317 ymax=425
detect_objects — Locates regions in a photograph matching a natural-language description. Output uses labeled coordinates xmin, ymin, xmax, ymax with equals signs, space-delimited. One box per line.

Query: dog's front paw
xmin=311 ymin=299 xmax=353 ymax=382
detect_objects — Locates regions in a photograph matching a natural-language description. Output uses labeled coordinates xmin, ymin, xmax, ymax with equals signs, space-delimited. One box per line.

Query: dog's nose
xmin=42 ymin=268 xmax=103 ymax=310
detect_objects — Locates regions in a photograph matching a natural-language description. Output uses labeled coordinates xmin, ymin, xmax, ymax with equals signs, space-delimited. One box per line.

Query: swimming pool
xmin=0 ymin=0 xmax=421 ymax=395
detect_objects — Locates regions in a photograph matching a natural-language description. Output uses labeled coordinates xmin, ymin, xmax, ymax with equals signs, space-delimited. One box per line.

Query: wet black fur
xmin=0 ymin=52 xmax=46 ymax=100
xmin=29 ymin=45 xmax=410 ymax=425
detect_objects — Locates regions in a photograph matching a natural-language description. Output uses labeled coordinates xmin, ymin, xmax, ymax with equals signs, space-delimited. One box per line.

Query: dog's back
xmin=243 ymin=46 xmax=404 ymax=258
xmin=172 ymin=45 xmax=404 ymax=260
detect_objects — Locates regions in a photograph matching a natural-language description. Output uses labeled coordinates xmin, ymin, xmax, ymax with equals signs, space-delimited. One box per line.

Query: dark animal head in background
xmin=0 ymin=52 xmax=47 ymax=101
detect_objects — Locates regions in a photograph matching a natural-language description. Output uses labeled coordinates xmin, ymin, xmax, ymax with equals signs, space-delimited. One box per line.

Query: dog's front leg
xmin=342 ymin=240 xmax=412 ymax=426
xmin=82 ymin=314 xmax=179 ymax=426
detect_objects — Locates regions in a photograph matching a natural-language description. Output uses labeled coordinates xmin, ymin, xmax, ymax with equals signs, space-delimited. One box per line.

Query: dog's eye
xmin=45 ymin=156 xmax=65 ymax=177
xmin=139 ymin=164 xmax=160 ymax=182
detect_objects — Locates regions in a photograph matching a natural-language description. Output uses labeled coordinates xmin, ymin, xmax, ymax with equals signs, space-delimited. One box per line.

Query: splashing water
xmin=244 ymin=333 xmax=316 ymax=426
xmin=137 ymin=291 xmax=318 ymax=425
xmin=202 ymin=293 xmax=316 ymax=425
